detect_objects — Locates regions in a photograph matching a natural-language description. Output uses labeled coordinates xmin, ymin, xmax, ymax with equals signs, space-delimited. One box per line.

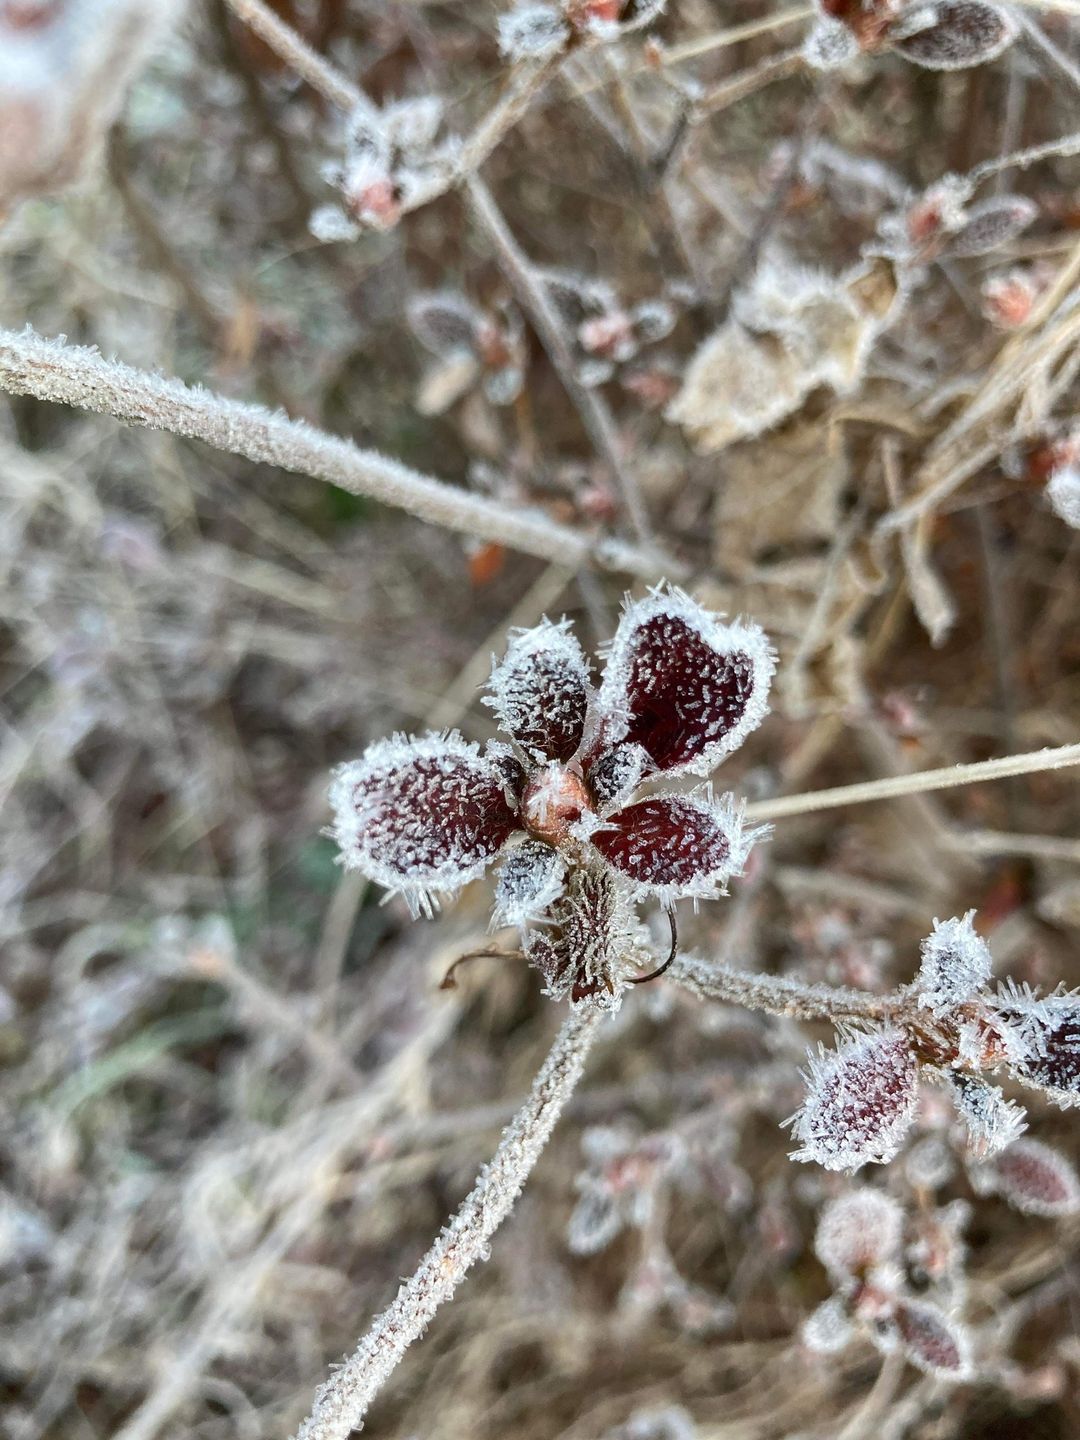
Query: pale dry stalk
xmin=0 ymin=325 xmax=665 ymax=580
xmin=291 ymin=1004 xmax=605 ymax=1440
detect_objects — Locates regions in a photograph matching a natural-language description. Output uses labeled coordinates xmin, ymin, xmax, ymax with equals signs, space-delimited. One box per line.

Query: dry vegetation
xmin=2 ymin=2 xmax=1080 ymax=1438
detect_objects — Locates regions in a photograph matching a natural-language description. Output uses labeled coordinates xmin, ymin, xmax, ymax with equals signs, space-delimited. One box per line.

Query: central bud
xmin=522 ymin=763 xmax=592 ymax=846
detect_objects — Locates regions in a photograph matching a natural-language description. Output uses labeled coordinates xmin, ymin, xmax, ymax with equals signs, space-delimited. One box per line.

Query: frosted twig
xmin=691 ymin=47 xmax=805 ymax=122
xmin=463 ymin=176 xmax=659 ymax=552
xmin=224 ymin=0 xmax=359 ymax=110
xmin=1020 ymin=13 xmax=1080 ymax=92
xmin=967 ymin=128 xmax=1080 ymax=188
xmin=0 ymin=325 xmax=666 ymax=580
xmin=745 ymin=743 xmax=1080 ymax=823
xmin=226 ymin=0 xmax=558 ymax=220
xmin=669 ymin=954 xmax=897 ymax=1023
xmin=292 ymin=1004 xmax=605 ymax=1440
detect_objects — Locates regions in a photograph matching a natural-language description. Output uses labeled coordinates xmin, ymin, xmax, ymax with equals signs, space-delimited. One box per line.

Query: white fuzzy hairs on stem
xmin=291 ymin=1004 xmax=604 ymax=1440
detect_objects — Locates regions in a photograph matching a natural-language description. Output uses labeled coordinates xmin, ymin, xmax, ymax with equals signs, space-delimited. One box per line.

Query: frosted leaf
xmin=803 ymin=17 xmax=860 ymax=69
xmin=492 ymin=839 xmax=566 ymax=928
xmin=328 ymin=733 xmax=521 ymax=916
xmin=308 ymin=204 xmax=361 ymax=243
xmin=976 ymin=1137 xmax=1080 ymax=1217
xmin=915 ymin=911 xmax=992 ymax=1015
xmin=483 ymin=363 xmax=525 ymax=407
xmin=948 ymin=1073 xmax=1026 ymax=1160
xmin=524 ymin=863 xmax=643 ymax=1007
xmin=567 ymin=1185 xmax=624 ymax=1253
xmin=383 ymin=96 xmax=445 ymax=155
xmin=484 ymin=617 xmax=591 ymax=763
xmin=407 ymin=292 xmax=482 ymax=357
xmin=893 ymin=0 xmax=1017 ymax=69
xmin=579 ymin=357 xmax=616 ymax=388
xmin=594 ymin=585 xmax=776 ymax=777
xmin=891 ymin=1299 xmax=972 ymax=1379
xmin=590 ymin=791 xmax=756 ymax=904
xmin=632 ymin=299 xmax=677 ymax=345
xmin=943 ymin=196 xmax=1037 ymax=257
xmin=668 ymin=261 xmax=888 ymax=451
xmin=416 ymin=355 xmax=481 ymax=416
xmin=790 ymin=1027 xmax=920 ymax=1172
xmin=498 ymin=4 xmax=569 ymax=60
xmin=802 ymin=1295 xmax=855 ymax=1355
xmin=1047 ymin=466 xmax=1080 ymax=529
xmin=1001 ymin=989 xmax=1080 ymax=1107
xmin=587 ymin=742 xmax=652 ymax=814
xmin=814 ymin=1188 xmax=903 ymax=1282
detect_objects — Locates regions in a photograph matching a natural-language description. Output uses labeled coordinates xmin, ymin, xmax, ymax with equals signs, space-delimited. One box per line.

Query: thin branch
xmin=291 ymin=1004 xmax=605 ymax=1440
xmin=0 ymin=325 xmax=667 ymax=581
xmin=227 ymin=0 xmax=558 ymax=222
xmin=224 ymin=0 xmax=359 ymax=110
xmin=669 ymin=954 xmax=896 ymax=1023
xmin=745 ymin=743 xmax=1080 ymax=823
xmin=463 ymin=176 xmax=659 ymax=551
xmin=968 ymin=128 xmax=1080 ymax=189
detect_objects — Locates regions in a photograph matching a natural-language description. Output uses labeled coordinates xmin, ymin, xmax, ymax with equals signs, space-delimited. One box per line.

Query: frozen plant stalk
xmin=292 ymin=1004 xmax=603 ymax=1440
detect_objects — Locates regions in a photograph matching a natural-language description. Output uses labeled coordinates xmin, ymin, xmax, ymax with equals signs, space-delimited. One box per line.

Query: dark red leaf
xmin=485 ymin=618 xmax=591 ymax=763
xmin=329 ymin=734 xmax=520 ymax=914
xmin=595 ymin=588 xmax=774 ymax=777
xmin=893 ymin=1299 xmax=971 ymax=1378
xmin=590 ymin=792 xmax=749 ymax=900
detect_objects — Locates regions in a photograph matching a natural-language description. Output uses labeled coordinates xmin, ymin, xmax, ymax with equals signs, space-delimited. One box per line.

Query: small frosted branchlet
xmin=543 ymin=269 xmax=684 ymax=390
xmin=804 ymin=1187 xmax=974 ymax=1381
xmin=329 ymin=585 xmax=775 ymax=1007
xmin=498 ymin=0 xmax=665 ymax=64
xmin=874 ymin=178 xmax=1037 ymax=268
xmin=314 ymin=93 xmax=459 ymax=238
xmin=968 ymin=1136 xmax=1080 ymax=1218
xmin=407 ymin=291 xmax=527 ymax=415
xmin=789 ymin=912 xmax=1080 ymax=1172
xmin=804 ymin=0 xmax=1017 ymax=73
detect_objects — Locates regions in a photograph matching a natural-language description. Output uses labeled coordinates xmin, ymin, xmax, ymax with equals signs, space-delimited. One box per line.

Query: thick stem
xmin=291 ymin=1004 xmax=604 ymax=1440
xmin=669 ymin=954 xmax=898 ymax=1023
xmin=0 ymin=325 xmax=665 ymax=581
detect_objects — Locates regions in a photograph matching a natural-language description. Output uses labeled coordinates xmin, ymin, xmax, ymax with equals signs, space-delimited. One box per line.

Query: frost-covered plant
xmin=874 ymin=176 xmax=1037 ymax=268
xmin=804 ymin=0 xmax=1018 ymax=73
xmin=330 ymin=585 xmax=775 ymax=1005
xmin=499 ymin=0 xmax=665 ymax=63
xmin=407 ymin=291 xmax=527 ymax=415
xmin=313 ymin=93 xmax=459 ymax=237
xmin=566 ymin=1118 xmax=745 ymax=1332
xmin=543 ymin=269 xmax=684 ymax=389
xmin=0 ymin=0 xmax=179 ymax=214
xmin=804 ymin=1187 xmax=973 ymax=1380
xmin=789 ymin=912 xmax=1080 ymax=1171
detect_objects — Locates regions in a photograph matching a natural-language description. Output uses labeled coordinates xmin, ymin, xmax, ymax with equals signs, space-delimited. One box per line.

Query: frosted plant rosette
xmin=329 ymin=586 xmax=776 ymax=1007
